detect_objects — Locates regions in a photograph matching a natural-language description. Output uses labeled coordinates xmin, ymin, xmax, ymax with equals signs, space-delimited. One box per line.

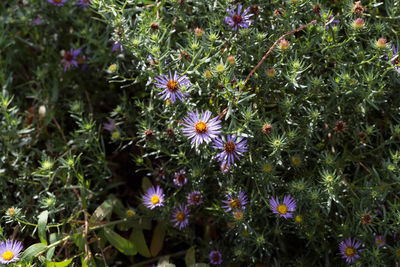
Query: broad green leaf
xmin=90 ymin=199 xmax=115 ymax=223
xmin=130 ymin=229 xmax=151 ymax=258
xmin=185 ymin=246 xmax=196 ymax=266
xmin=150 ymin=221 xmax=166 ymax=257
xmin=46 ymin=259 xmax=73 ymax=267
xmin=38 ymin=210 xmax=48 ymax=245
xmin=104 ymin=227 xmax=137 ymax=256
xmin=21 ymin=243 xmax=47 ymax=261
xmin=46 ymin=233 xmax=57 ymax=259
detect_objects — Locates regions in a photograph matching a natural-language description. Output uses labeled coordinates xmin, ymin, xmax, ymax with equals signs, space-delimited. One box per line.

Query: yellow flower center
xmin=229 ymin=198 xmax=240 ymax=208
xmin=150 ymin=194 xmax=159 ymax=205
xmin=195 ymin=121 xmax=207 ymax=134
xmin=2 ymin=251 xmax=14 ymax=261
xmin=224 ymin=141 xmax=236 ymax=153
xmin=166 ymin=80 xmax=179 ymax=92
xmin=277 ymin=204 xmax=288 ymax=215
xmin=292 ymin=157 xmax=301 ymax=166
xmin=295 ymin=215 xmax=303 ymax=223
xmin=176 ymin=211 xmax=185 ymax=222
xmin=263 ymin=164 xmax=272 ymax=172
xmin=345 ymin=247 xmax=355 ymax=257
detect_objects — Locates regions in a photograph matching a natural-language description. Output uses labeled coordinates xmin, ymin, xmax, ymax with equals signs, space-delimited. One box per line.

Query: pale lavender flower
xmin=0 ymin=239 xmax=23 ymax=264
xmin=213 ymin=135 xmax=248 ymax=166
xmin=76 ymin=0 xmax=91 ymax=7
xmin=61 ymin=48 xmax=82 ymax=71
xmin=142 ymin=186 xmax=164 ymax=210
xmin=269 ymin=195 xmax=296 ymax=219
xmin=112 ymin=41 xmax=123 ymax=53
xmin=209 ymin=250 xmax=222 ymax=265
xmin=33 ymin=17 xmax=44 ymax=25
xmin=181 ymin=110 xmax=222 ymax=146
xmin=173 ymin=169 xmax=187 ymax=187
xmin=187 ymin=191 xmax=202 ymax=206
xmin=326 ymin=15 xmax=340 ymax=29
xmin=171 ymin=204 xmax=190 ymax=229
xmin=103 ymin=120 xmax=115 ymax=132
xmin=338 ymin=238 xmax=362 ymax=264
xmin=48 ymin=0 xmax=68 ymax=6
xmin=225 ymin=3 xmax=253 ymax=31
xmin=154 ymin=71 xmax=191 ymax=103
xmin=375 ymin=235 xmax=385 ymax=247
xmin=221 ymin=190 xmax=248 ymax=212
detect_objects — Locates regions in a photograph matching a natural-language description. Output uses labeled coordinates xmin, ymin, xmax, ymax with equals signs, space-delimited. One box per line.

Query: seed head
xmin=262 ymin=124 xmax=273 ymax=134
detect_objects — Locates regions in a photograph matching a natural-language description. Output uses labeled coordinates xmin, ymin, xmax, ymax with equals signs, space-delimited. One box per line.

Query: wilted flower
xmin=76 ymin=0 xmax=91 ymax=7
xmin=266 ymin=69 xmax=276 ymax=78
xmin=334 ymin=121 xmax=346 ymax=133
xmin=361 ymin=213 xmax=372 ymax=225
xmin=187 ymin=191 xmax=202 ymax=206
xmin=154 ymin=71 xmax=191 ymax=103
xmin=209 ymin=250 xmax=222 ymax=265
xmin=61 ymin=48 xmax=82 ymax=71
xmin=48 ymin=0 xmax=68 ymax=6
xmin=194 ymin=27 xmax=204 ymax=37
xmin=227 ymin=55 xmax=236 ymax=65
xmin=143 ymin=186 xmax=165 ymax=209
xmin=0 ymin=240 xmax=23 ymax=264
xmin=224 ymin=3 xmax=253 ymax=31
xmin=171 ymin=205 xmax=190 ymax=229
xmin=213 ymin=135 xmax=248 ymax=166
xmin=222 ymin=190 xmax=248 ymax=212
xmin=182 ymin=110 xmax=222 ymax=146
xmin=338 ymin=238 xmax=362 ymax=264
xmin=352 ymin=1 xmax=364 ymax=15
xmin=270 ymin=195 xmax=296 ymax=219
xmin=173 ymin=169 xmax=187 ymax=187
xmin=262 ymin=123 xmax=273 ymax=134
xmin=376 ymin=235 xmax=385 ymax=247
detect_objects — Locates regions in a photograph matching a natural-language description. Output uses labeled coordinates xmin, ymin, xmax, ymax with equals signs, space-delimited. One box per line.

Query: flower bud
xmin=279 ymin=39 xmax=290 ymax=50
xmin=204 ymin=70 xmax=212 ymax=79
xmin=266 ymin=68 xmax=276 ymax=77
xmin=376 ymin=38 xmax=386 ymax=49
xmin=353 ymin=18 xmax=365 ymax=30
xmin=227 ymin=55 xmax=236 ymax=65
xmin=38 ymin=105 xmax=46 ymax=119
xmin=194 ymin=27 xmax=204 ymax=37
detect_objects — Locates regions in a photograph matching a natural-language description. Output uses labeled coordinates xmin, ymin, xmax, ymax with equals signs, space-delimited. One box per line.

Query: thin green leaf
xmin=104 ymin=228 xmax=137 ymax=256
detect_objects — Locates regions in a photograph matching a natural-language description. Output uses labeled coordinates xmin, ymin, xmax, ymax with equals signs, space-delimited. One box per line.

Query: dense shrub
xmin=1 ymin=0 xmax=400 ymax=266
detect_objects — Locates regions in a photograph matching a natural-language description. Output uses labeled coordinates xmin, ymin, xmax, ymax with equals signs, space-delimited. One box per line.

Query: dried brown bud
xmin=150 ymin=22 xmax=159 ymax=30
xmin=312 ymin=4 xmax=321 ymax=16
xmin=361 ymin=214 xmax=372 ymax=225
xmin=217 ymin=83 xmax=224 ymax=89
xmin=352 ymin=1 xmax=365 ymax=15
xmin=250 ymin=6 xmax=259 ymax=15
xmin=166 ymin=128 xmax=174 ymax=137
xmin=262 ymin=124 xmax=273 ymax=134
xmin=145 ymin=129 xmax=155 ymax=139
xmin=334 ymin=121 xmax=346 ymax=133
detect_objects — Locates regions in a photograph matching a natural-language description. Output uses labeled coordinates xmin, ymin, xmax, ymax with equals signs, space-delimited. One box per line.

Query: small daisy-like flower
xmin=173 ymin=169 xmax=187 ymax=187
xmin=269 ymin=195 xmax=296 ymax=219
xmin=182 ymin=110 xmax=222 ymax=146
xmin=225 ymin=3 xmax=253 ymax=31
xmin=187 ymin=191 xmax=202 ymax=206
xmin=171 ymin=205 xmax=190 ymax=229
xmin=48 ymin=0 xmax=68 ymax=6
xmin=213 ymin=135 xmax=248 ymax=166
xmin=143 ymin=186 xmax=165 ymax=210
xmin=222 ymin=190 xmax=248 ymax=212
xmin=375 ymin=235 xmax=385 ymax=247
xmin=209 ymin=250 xmax=222 ymax=265
xmin=154 ymin=71 xmax=191 ymax=103
xmin=0 ymin=239 xmax=23 ymax=264
xmin=61 ymin=48 xmax=82 ymax=72
xmin=338 ymin=238 xmax=362 ymax=264
xmin=75 ymin=0 xmax=91 ymax=7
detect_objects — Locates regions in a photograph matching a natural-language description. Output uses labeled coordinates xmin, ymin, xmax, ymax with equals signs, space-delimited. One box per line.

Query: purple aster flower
xmin=213 ymin=135 xmax=248 ymax=166
xmin=389 ymin=45 xmax=400 ymax=73
xmin=142 ymin=186 xmax=164 ymax=210
xmin=225 ymin=3 xmax=253 ymax=31
xmin=76 ymin=0 xmax=91 ymax=7
xmin=33 ymin=17 xmax=44 ymax=25
xmin=61 ymin=48 xmax=81 ymax=72
xmin=112 ymin=41 xmax=123 ymax=53
xmin=338 ymin=238 xmax=362 ymax=264
xmin=326 ymin=15 xmax=340 ymax=30
xmin=173 ymin=169 xmax=187 ymax=187
xmin=154 ymin=71 xmax=191 ymax=103
xmin=269 ymin=195 xmax=296 ymax=219
xmin=103 ymin=120 xmax=115 ymax=132
xmin=171 ymin=204 xmax=190 ymax=229
xmin=221 ymin=190 xmax=248 ymax=212
xmin=0 ymin=239 xmax=23 ymax=264
xmin=181 ymin=110 xmax=222 ymax=146
xmin=48 ymin=0 xmax=68 ymax=6
xmin=375 ymin=235 xmax=385 ymax=247
xmin=187 ymin=191 xmax=202 ymax=206
xmin=209 ymin=250 xmax=222 ymax=265
xmin=220 ymin=163 xmax=230 ymax=173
